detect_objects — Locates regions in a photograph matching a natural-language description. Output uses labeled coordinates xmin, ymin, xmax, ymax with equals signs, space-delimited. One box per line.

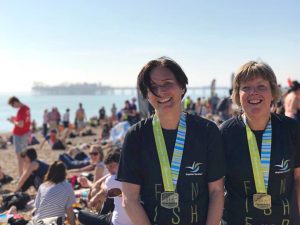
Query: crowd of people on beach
xmin=1 ymin=57 xmax=300 ymax=225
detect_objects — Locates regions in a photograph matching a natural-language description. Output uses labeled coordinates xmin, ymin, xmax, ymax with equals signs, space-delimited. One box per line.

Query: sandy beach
xmin=0 ymin=125 xmax=101 ymax=219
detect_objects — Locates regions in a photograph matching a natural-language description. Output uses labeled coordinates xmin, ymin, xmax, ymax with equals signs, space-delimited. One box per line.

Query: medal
xmin=153 ymin=113 xmax=186 ymax=210
xmin=161 ymin=192 xmax=179 ymax=209
xmin=243 ymin=115 xmax=273 ymax=210
xmin=253 ymin=193 xmax=272 ymax=210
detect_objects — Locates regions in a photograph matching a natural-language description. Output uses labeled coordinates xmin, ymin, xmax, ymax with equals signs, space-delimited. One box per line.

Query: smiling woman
xmin=220 ymin=60 xmax=300 ymax=224
xmin=117 ymin=57 xmax=225 ymax=225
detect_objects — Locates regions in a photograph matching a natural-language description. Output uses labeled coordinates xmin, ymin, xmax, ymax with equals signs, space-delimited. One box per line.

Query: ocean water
xmin=0 ymin=88 xmax=229 ymax=133
xmin=0 ymin=93 xmax=136 ymax=133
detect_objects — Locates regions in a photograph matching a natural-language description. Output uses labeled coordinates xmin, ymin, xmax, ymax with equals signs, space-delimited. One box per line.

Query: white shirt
xmin=63 ymin=111 xmax=70 ymax=122
xmin=104 ymin=175 xmax=132 ymax=225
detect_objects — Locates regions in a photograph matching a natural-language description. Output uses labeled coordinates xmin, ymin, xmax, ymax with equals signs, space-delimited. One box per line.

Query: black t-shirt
xmin=117 ymin=114 xmax=225 ymax=225
xmin=220 ymin=113 xmax=300 ymax=225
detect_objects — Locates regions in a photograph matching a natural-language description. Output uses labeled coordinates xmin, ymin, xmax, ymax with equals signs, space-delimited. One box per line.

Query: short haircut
xmin=137 ymin=56 xmax=188 ymax=99
xmin=232 ymin=60 xmax=282 ymax=107
xmin=8 ymin=96 xmax=20 ymax=106
xmin=44 ymin=161 xmax=66 ymax=184
xmin=104 ymin=150 xmax=120 ymax=165
xmin=20 ymin=148 xmax=37 ymax=161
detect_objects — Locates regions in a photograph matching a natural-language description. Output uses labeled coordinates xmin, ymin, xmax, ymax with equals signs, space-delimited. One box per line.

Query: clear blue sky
xmin=0 ymin=0 xmax=299 ymax=92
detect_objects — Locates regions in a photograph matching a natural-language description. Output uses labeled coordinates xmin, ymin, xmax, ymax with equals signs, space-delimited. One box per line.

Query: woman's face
xmin=239 ymin=76 xmax=273 ymax=120
xmin=147 ymin=66 xmax=184 ymax=114
xmin=89 ymin=150 xmax=100 ymax=163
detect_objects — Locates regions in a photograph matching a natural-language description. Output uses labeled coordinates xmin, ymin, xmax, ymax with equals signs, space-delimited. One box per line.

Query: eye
xmin=241 ymin=86 xmax=251 ymax=92
xmin=257 ymin=85 xmax=268 ymax=92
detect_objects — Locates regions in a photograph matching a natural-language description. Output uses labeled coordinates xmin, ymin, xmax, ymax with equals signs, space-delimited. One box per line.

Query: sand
xmin=0 ymin=126 xmax=101 ymax=219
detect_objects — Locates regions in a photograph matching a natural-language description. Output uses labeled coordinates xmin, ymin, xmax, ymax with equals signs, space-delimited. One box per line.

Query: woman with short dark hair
xmin=14 ymin=148 xmax=49 ymax=192
xmin=117 ymin=57 xmax=225 ymax=225
xmin=32 ymin=161 xmax=76 ymax=225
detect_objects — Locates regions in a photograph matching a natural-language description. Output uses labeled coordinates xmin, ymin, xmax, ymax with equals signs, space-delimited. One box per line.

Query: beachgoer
xmin=111 ymin=103 xmax=117 ymax=122
xmin=32 ymin=161 xmax=76 ymax=225
xmin=78 ymin=150 xmax=132 ymax=225
xmin=66 ymin=145 xmax=105 ymax=182
xmin=220 ymin=61 xmax=300 ymax=224
xmin=75 ymin=103 xmax=87 ymax=131
xmin=63 ymin=108 xmax=70 ymax=129
xmin=8 ymin=96 xmax=31 ymax=177
xmin=284 ymin=80 xmax=300 ymax=121
xmin=14 ymin=148 xmax=49 ymax=192
xmin=40 ymin=128 xmax=69 ymax=150
xmin=42 ymin=109 xmax=49 ymax=137
xmin=117 ymin=57 xmax=225 ymax=225
xmin=99 ymin=107 xmax=106 ymax=124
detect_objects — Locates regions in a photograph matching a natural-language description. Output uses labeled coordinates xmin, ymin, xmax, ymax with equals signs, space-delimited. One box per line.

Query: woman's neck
xmin=156 ymin=108 xmax=182 ymax=130
xmin=245 ymin=113 xmax=270 ymax=131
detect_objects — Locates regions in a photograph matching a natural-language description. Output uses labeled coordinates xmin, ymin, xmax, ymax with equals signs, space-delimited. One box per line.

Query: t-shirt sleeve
xmin=105 ymin=175 xmax=122 ymax=190
xmin=116 ymin=127 xmax=143 ymax=185
xmin=34 ymin=186 xmax=42 ymax=209
xmin=65 ymin=183 xmax=76 ymax=208
xmin=292 ymin=121 xmax=300 ymax=168
xmin=206 ymin=122 xmax=225 ymax=182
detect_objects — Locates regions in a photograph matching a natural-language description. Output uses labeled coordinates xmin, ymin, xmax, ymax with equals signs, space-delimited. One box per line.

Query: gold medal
xmin=161 ymin=192 xmax=179 ymax=209
xmin=253 ymin=193 xmax=272 ymax=210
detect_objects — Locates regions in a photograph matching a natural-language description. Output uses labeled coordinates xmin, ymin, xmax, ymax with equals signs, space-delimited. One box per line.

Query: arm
xmin=89 ymin=174 xmax=110 ymax=198
xmin=14 ymin=162 xmax=38 ymax=192
xmin=39 ymin=139 xmax=47 ymax=150
xmin=66 ymin=206 xmax=76 ymax=225
xmin=68 ymin=164 xmax=94 ymax=174
xmin=93 ymin=165 xmax=105 ymax=183
xmin=122 ymin=182 xmax=151 ymax=225
xmin=60 ymin=128 xmax=70 ymax=145
xmin=206 ymin=178 xmax=224 ymax=225
xmin=8 ymin=117 xmax=24 ymax=128
xmin=88 ymin=187 xmax=107 ymax=208
xmin=294 ymin=167 xmax=300 ymax=215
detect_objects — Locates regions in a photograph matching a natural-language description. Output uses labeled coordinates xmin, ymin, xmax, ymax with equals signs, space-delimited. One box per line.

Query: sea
xmin=0 ymin=88 xmax=229 ymax=133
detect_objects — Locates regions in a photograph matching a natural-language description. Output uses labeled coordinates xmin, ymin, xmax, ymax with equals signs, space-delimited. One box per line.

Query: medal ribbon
xmin=152 ymin=113 xmax=186 ymax=192
xmin=243 ymin=115 xmax=272 ymax=193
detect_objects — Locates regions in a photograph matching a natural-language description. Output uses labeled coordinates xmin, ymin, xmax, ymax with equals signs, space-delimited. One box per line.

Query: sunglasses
xmin=89 ymin=152 xmax=99 ymax=156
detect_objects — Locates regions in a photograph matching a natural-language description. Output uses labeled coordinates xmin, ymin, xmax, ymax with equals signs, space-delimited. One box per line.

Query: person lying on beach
xmin=63 ymin=145 xmax=106 ymax=182
xmin=14 ymin=148 xmax=49 ymax=192
xmin=40 ymin=128 xmax=69 ymax=150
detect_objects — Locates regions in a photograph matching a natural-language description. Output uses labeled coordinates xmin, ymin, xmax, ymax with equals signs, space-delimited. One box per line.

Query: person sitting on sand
xmin=32 ymin=161 xmax=76 ymax=225
xmin=14 ymin=148 xmax=49 ymax=192
xmin=40 ymin=128 xmax=69 ymax=150
xmin=78 ymin=150 xmax=132 ymax=225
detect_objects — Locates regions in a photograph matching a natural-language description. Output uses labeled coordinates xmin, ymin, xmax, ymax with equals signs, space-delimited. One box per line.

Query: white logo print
xmin=274 ymin=159 xmax=290 ymax=174
xmin=185 ymin=162 xmax=203 ymax=176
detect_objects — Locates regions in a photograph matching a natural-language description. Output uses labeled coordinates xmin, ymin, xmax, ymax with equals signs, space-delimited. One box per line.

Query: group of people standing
xmin=117 ymin=57 xmax=300 ymax=225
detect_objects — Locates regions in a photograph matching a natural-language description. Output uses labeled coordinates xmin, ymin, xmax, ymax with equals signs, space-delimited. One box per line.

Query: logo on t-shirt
xmin=185 ymin=162 xmax=203 ymax=176
xmin=274 ymin=159 xmax=290 ymax=174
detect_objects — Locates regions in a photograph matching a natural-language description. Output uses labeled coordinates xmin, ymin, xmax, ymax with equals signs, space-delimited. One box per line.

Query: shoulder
xmin=186 ymin=113 xmax=219 ymax=132
xmin=271 ymin=113 xmax=300 ymax=130
xmin=60 ymin=181 xmax=74 ymax=191
xmin=125 ymin=117 xmax=153 ymax=137
xmin=30 ymin=160 xmax=40 ymax=171
xmin=219 ymin=115 xmax=243 ymax=133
